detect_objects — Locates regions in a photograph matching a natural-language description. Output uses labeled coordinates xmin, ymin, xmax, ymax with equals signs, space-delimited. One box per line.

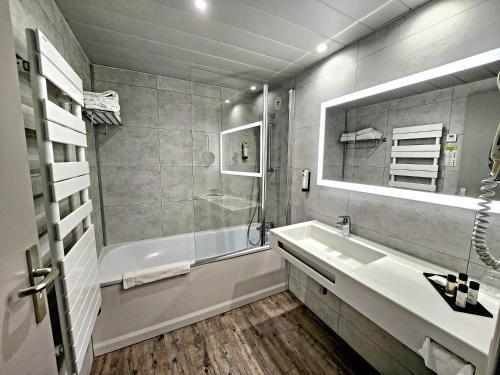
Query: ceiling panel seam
xmin=69 ymin=21 xmax=297 ymax=75
xmin=80 ymin=1 xmax=315 ymax=54
xmin=83 ymin=40 xmax=280 ymax=82
xmin=62 ymin=5 xmax=309 ymax=67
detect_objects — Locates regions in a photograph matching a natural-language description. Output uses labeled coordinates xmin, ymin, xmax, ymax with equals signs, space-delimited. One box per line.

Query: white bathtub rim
xmin=92 ymin=282 xmax=287 ymax=356
xmin=99 ymin=224 xmax=261 ymax=287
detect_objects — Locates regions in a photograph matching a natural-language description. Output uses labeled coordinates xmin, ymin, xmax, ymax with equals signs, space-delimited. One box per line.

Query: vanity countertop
xmin=271 ymin=220 xmax=499 ymax=374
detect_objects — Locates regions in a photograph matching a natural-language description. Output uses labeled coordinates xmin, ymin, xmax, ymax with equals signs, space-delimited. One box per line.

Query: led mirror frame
xmin=317 ymin=48 xmax=500 ymax=213
xmin=220 ymin=121 xmax=263 ymax=177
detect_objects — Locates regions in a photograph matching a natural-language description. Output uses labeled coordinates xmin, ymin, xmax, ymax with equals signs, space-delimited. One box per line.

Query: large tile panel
xmin=94 ymin=81 xmax=158 ymax=127
xmin=162 ymin=200 xmax=194 ymax=236
xmin=161 ymin=166 xmax=194 ymax=202
xmin=98 ymin=126 xmax=160 ymax=167
xmin=157 ymin=90 xmax=192 ymax=130
xmin=159 ymin=129 xmax=193 ymax=166
xmin=101 ymin=166 xmax=161 ymax=206
xmin=104 ymin=203 xmax=163 ymax=244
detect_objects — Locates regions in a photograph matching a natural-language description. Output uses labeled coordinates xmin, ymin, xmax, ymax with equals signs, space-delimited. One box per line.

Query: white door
xmin=0 ymin=1 xmax=58 ymax=374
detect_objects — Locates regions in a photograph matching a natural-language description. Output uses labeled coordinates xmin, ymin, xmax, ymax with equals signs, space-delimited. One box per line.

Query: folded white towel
xmin=356 ymin=130 xmax=383 ymax=141
xmin=122 ymin=261 xmax=190 ymax=290
xmin=84 ymin=90 xmax=120 ymax=113
xmin=340 ymin=132 xmax=356 ymax=142
xmin=356 ymin=127 xmax=375 ymax=135
xmin=418 ymin=337 xmax=475 ymax=375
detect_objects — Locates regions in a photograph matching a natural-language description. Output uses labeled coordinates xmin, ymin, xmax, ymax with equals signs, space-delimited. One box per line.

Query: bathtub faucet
xmin=257 ymin=222 xmax=274 ymax=232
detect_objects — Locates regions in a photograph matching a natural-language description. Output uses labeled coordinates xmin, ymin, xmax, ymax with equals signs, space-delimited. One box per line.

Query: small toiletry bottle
xmin=445 ymin=274 xmax=457 ymax=297
xmin=455 ymin=284 xmax=468 ymax=308
xmin=458 ymin=273 xmax=468 ymax=286
xmin=467 ymin=281 xmax=480 ymax=305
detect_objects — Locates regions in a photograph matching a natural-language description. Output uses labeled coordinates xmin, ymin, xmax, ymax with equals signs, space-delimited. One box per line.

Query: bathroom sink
xmin=272 ymin=221 xmax=386 ymax=269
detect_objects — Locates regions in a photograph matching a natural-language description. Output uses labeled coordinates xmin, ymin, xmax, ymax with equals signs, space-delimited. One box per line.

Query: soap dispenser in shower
xmin=241 ymin=142 xmax=248 ymax=160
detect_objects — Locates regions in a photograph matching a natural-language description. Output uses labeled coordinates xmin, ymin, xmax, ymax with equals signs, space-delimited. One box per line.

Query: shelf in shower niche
xmin=423 ymin=273 xmax=493 ymax=318
xmin=197 ymin=194 xmax=257 ymax=212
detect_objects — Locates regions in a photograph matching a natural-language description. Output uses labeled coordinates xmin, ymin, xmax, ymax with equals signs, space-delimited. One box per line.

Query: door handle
xmin=18 ymin=267 xmax=59 ymax=298
xmin=17 ymin=247 xmax=58 ymax=323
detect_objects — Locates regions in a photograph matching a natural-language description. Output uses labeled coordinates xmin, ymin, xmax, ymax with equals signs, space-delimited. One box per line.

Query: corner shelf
xmin=82 ymin=108 xmax=122 ymax=134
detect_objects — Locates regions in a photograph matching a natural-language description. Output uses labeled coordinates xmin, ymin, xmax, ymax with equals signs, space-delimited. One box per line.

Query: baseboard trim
xmin=93 ymin=282 xmax=287 ymax=356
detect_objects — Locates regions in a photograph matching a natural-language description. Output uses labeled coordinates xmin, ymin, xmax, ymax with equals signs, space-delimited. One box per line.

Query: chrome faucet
xmin=336 ymin=215 xmax=351 ymax=236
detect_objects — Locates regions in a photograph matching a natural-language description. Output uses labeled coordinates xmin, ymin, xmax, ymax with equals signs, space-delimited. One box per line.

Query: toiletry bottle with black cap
xmin=467 ymin=281 xmax=480 ymax=305
xmin=455 ymin=284 xmax=468 ymax=308
xmin=445 ymin=274 xmax=457 ymax=297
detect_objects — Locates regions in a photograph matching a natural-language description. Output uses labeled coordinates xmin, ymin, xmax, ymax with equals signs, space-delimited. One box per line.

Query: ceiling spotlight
xmin=225 ymin=99 xmax=230 ymax=104
xmin=195 ymin=0 xmax=207 ymax=11
xmin=250 ymin=85 xmax=257 ymax=91
xmin=316 ymin=43 xmax=327 ymax=53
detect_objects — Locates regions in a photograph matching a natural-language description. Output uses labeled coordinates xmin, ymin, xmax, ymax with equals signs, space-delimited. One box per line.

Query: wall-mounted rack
xmin=340 ymin=137 xmax=386 ymax=144
xmin=82 ymin=108 xmax=121 ymax=135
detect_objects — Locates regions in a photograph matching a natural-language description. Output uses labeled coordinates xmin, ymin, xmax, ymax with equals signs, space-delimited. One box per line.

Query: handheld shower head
xmin=489 ymin=72 xmax=500 ymax=180
xmin=489 ymin=123 xmax=500 ymax=180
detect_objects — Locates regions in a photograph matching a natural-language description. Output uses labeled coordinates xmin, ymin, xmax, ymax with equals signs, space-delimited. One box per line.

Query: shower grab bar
xmin=267 ymin=114 xmax=275 ymax=172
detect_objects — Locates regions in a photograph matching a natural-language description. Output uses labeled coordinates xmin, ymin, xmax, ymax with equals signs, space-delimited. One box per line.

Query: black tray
xmin=423 ymin=273 xmax=493 ymax=318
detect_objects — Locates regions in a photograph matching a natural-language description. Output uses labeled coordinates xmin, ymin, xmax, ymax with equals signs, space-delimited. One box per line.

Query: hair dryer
xmin=471 ymin=73 xmax=500 ymax=275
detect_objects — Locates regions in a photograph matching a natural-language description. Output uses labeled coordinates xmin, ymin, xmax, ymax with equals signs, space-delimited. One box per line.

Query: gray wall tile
xmin=194 ymin=199 xmax=222 ymax=231
xmin=162 ymin=200 xmax=194 ymax=236
xmin=191 ymin=82 xmax=221 ymax=98
xmin=289 ymin=276 xmax=340 ymax=332
xmin=338 ymin=317 xmax=412 ymax=375
xmin=98 ymin=126 xmax=160 ymax=167
xmin=339 ymin=302 xmax=434 ymax=375
xmin=192 ymin=95 xmax=221 ymax=132
xmin=161 ymin=166 xmax=194 ymax=202
xmin=291 ymin=125 xmax=319 ymax=169
xmin=104 ymin=203 xmax=163 ymax=244
xmin=192 ymin=131 xmax=219 ymax=167
xmin=101 ymin=166 xmax=161 ymax=206
xmin=193 ymin=166 xmax=221 ymax=197
xmin=157 ymin=75 xmax=190 ymax=93
xmin=94 ymin=81 xmax=158 ymax=127
xmin=159 ymin=129 xmax=193 ymax=166
xmin=93 ymin=65 xmax=156 ymax=88
xmin=347 ymin=192 xmax=474 ymax=260
xmin=158 ymin=90 xmax=192 ymax=130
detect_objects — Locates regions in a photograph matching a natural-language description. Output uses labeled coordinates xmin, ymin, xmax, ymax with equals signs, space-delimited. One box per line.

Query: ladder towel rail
xmin=27 ymin=28 xmax=100 ymax=374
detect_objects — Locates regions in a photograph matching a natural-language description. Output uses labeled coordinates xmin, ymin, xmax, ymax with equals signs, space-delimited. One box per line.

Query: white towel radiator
xmin=27 ymin=28 xmax=101 ymax=374
xmin=389 ymin=123 xmax=443 ymax=192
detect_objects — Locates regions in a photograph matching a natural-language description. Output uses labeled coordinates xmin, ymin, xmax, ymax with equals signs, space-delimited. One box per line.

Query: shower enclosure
xmin=193 ymin=83 xmax=292 ymax=263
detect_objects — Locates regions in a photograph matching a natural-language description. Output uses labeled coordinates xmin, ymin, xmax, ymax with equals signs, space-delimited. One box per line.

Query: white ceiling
xmin=56 ymin=0 xmax=428 ymax=89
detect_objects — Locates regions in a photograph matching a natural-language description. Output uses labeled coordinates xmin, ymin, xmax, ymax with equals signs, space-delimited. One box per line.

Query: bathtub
xmin=93 ymin=223 xmax=286 ymax=355
xmin=99 ymin=224 xmax=260 ymax=286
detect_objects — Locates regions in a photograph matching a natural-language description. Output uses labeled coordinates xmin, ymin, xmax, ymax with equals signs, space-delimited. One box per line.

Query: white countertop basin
xmin=271 ymin=220 xmax=500 ymax=375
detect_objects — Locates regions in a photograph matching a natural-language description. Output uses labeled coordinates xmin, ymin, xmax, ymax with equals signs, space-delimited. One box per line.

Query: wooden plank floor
xmin=91 ymin=291 xmax=377 ymax=375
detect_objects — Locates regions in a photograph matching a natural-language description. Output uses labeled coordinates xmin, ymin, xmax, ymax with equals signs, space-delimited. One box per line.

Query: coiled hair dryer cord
xmin=472 ymin=177 xmax=500 ymax=269
xmin=471 ymin=72 xmax=500 ymax=270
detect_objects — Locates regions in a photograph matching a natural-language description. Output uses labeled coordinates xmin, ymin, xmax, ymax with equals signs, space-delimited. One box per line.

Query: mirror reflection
xmin=221 ymin=122 xmax=261 ymax=175
xmin=323 ymin=72 xmax=500 ymax=198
